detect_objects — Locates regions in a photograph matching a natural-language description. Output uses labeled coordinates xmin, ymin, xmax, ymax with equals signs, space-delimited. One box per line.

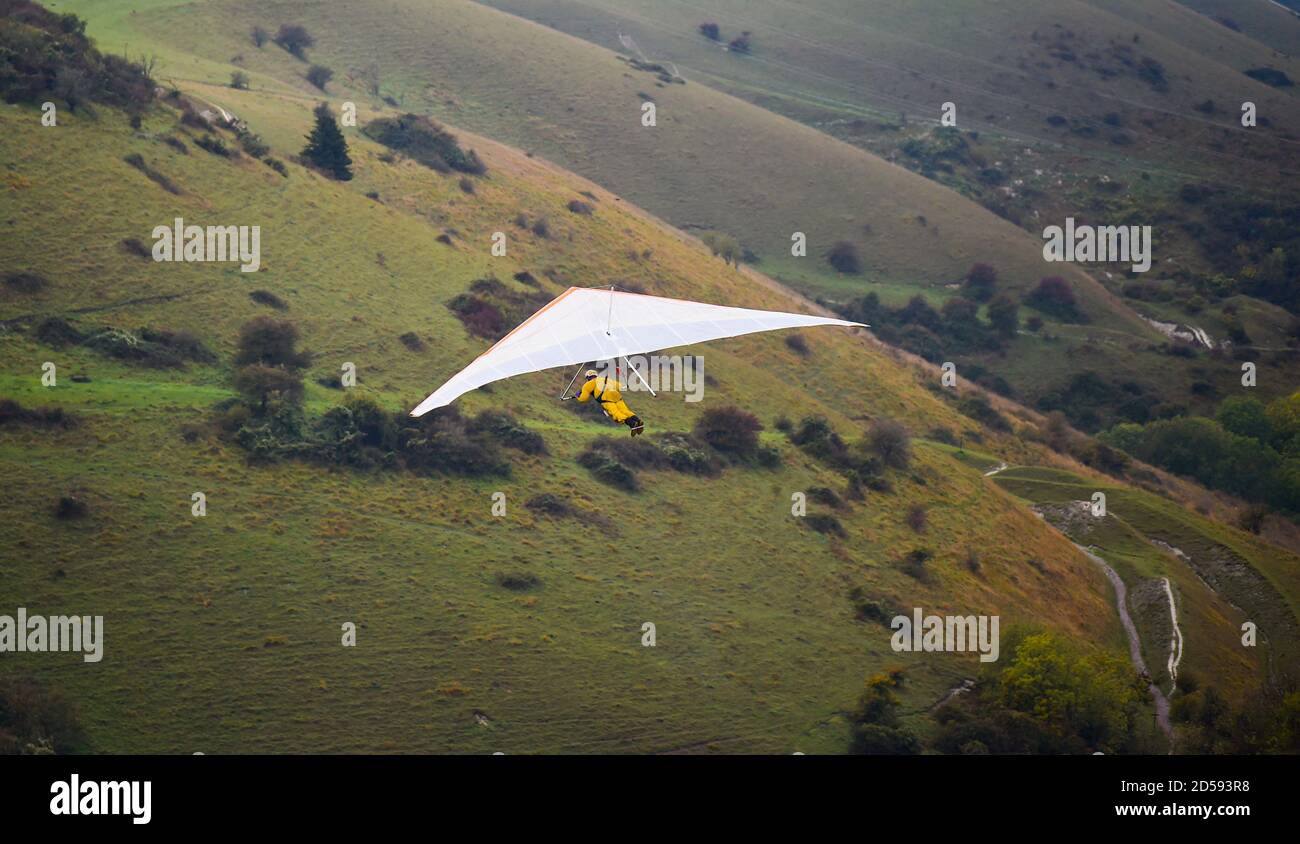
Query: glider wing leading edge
xmin=410 ymin=286 xmax=865 ymax=416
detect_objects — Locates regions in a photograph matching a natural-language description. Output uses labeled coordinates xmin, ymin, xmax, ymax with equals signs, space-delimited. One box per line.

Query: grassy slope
xmin=478 ymin=0 xmax=1300 ymax=185
xmin=0 ymin=79 xmax=1133 ymax=752
xmin=63 ymin=0 xmax=1270 ymax=418
xmin=994 ymin=466 xmax=1300 ymax=700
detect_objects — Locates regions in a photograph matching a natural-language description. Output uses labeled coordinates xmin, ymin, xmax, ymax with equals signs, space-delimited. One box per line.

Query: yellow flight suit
xmin=576 ymin=376 xmax=636 ymax=423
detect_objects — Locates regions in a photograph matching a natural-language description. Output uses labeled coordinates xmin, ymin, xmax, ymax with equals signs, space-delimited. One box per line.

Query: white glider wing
xmin=410 ymin=286 xmax=865 ymax=416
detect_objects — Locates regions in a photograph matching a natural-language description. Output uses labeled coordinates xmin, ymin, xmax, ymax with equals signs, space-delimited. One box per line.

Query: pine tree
xmin=301 ymin=102 xmax=352 ymax=181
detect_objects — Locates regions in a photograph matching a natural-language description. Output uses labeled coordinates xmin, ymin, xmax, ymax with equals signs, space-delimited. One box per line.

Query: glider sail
xmin=410 ymin=286 xmax=865 ymax=416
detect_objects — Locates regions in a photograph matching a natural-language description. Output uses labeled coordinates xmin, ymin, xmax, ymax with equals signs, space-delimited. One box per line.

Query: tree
xmin=867 ymin=417 xmax=911 ymax=470
xmin=1217 ymin=396 xmax=1271 ymax=443
xmin=233 ymin=363 xmax=305 ymax=411
xmin=302 ymin=102 xmax=352 ymax=180
xmin=235 ymin=317 xmax=311 ymax=369
xmin=694 ymin=406 xmax=763 ymax=456
xmin=987 ymin=293 xmax=1020 ymax=339
xmin=273 ymin=24 xmax=314 ymax=59
xmin=826 ymin=241 xmax=862 ymax=274
xmin=305 ymin=64 xmax=333 ymax=91
xmin=963 ymin=262 xmax=998 ymax=301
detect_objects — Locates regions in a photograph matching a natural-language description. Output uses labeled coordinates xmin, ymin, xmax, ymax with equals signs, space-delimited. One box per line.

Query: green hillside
xmin=2 ymin=0 xmax=1293 ymax=755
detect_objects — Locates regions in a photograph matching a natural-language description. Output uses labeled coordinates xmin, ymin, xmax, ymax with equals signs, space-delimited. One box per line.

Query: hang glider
xmin=410 ymin=286 xmax=866 ymax=416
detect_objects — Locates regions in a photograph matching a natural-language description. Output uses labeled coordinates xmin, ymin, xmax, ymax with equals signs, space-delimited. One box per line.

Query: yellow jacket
xmin=576 ymin=377 xmax=635 ymax=423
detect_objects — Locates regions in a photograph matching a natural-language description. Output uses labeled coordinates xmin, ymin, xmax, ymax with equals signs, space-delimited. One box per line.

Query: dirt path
xmin=1075 ymin=544 xmax=1173 ymax=744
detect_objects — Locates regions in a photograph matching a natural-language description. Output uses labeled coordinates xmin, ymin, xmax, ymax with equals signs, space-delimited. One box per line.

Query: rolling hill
xmin=1 ymin=0 xmax=1295 ymax=755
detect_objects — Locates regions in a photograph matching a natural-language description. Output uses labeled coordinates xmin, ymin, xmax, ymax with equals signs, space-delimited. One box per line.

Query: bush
xmin=788 ymin=416 xmax=849 ymax=465
xmin=567 ymin=199 xmax=594 ymax=215
xmin=1025 ymin=276 xmax=1084 ymax=322
xmin=363 ymin=113 xmax=486 ymax=174
xmin=34 ymin=316 xmax=85 ymax=347
xmin=728 ymin=31 xmax=752 ymax=53
xmin=963 ymin=263 xmax=998 ymax=301
xmin=120 ymin=237 xmax=151 ymax=259
xmin=458 ymin=177 xmax=475 ymax=195
xmin=525 ymin=493 xmax=573 ymax=517
xmin=577 ymin=449 xmax=639 ymax=491
xmin=273 ymin=24 xmax=314 ymax=58
xmin=868 ymin=418 xmax=911 ymax=470
xmin=467 ymin=410 xmax=547 ymax=455
xmin=531 ymin=217 xmax=551 ymax=239
xmin=901 ymin=547 xmax=933 ymax=580
xmin=54 ymin=496 xmax=88 ymax=519
xmin=784 ymin=332 xmax=811 ymax=357
xmin=305 ymin=64 xmax=333 ymax=91
xmin=249 ymin=289 xmax=288 ymax=311
xmin=396 ymin=408 xmax=509 ymax=477
xmin=251 ymin=26 xmax=269 ymax=48
xmin=905 ymin=503 xmax=928 ymax=533
xmin=230 ymin=70 xmax=249 ymax=90
xmin=2 ymin=271 xmax=47 ymax=294
xmin=398 ymin=331 xmax=424 ymax=351
xmin=693 ymin=405 xmax=763 ymax=457
xmin=806 ymin=513 xmax=845 ymax=537
xmin=0 ymin=676 xmax=86 ymax=754
xmin=235 ymin=317 xmax=311 ymax=369
xmin=496 ymin=572 xmax=540 ymax=591
xmin=826 ymin=241 xmax=862 ymax=274
xmin=123 ymin=153 xmax=181 ymax=193
xmin=699 ymin=22 xmax=721 ymax=41
xmin=0 ymin=398 xmax=77 ymax=429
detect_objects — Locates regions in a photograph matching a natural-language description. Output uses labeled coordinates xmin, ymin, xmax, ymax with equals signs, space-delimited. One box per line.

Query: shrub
xmin=447 ymin=294 xmax=506 ymax=339
xmin=531 ymin=217 xmax=551 ymax=239
xmin=808 ymin=486 xmax=842 ymax=508
xmin=233 ymin=363 xmax=305 ymax=409
xmin=235 ymin=317 xmax=311 ymax=369
xmin=54 ymin=496 xmax=88 ymax=519
xmin=789 ymin=416 xmax=849 ymax=465
xmin=901 ymin=547 xmax=933 ymax=580
xmin=396 ymin=408 xmax=510 ymax=477
xmin=868 ymin=418 xmax=911 ymax=470
xmin=0 ymin=398 xmax=77 ymax=429
xmin=957 ymin=394 xmax=1010 ymax=432
xmin=249 ymin=289 xmax=288 ymax=311
xmin=123 ymin=153 xmax=181 ymax=193
xmin=905 ymin=504 xmax=928 ymax=533
xmin=193 ymin=135 xmax=233 ymax=158
xmin=693 ymin=405 xmax=763 ymax=457
xmin=230 ymin=70 xmax=249 ymax=90
xmin=363 ymin=113 xmax=486 ymax=174
xmin=237 ymin=131 xmax=269 ymax=158
xmin=251 ymin=26 xmax=269 ymax=47
xmin=458 ymin=177 xmax=475 ymax=195
xmin=305 ymin=64 xmax=333 ymax=91
xmin=699 ymin=22 xmax=721 ymax=41
xmin=826 ymin=241 xmax=862 ymax=274
xmin=120 ymin=237 xmax=151 ymax=259
xmin=577 ymin=449 xmax=639 ymax=491
xmin=467 ymin=410 xmax=547 ymax=455
xmin=806 ymin=513 xmax=845 ymax=537
xmin=525 ymin=493 xmax=572 ymax=517
xmin=963 ymin=263 xmax=998 ymax=301
xmin=567 ymin=199 xmax=594 ymax=215
xmin=728 ymin=31 xmax=752 ymax=53
xmin=496 ymin=572 xmax=540 ymax=591
xmin=1026 ymin=276 xmax=1083 ymax=321
xmin=2 ymin=271 xmax=47 ymax=294
xmin=0 ymin=676 xmax=86 ymax=754
xmin=273 ymin=24 xmax=314 ymax=58
xmin=784 ymin=332 xmax=811 ymax=357
xmin=34 ymin=317 xmax=85 ymax=347
xmin=398 ymin=331 xmax=424 ymax=351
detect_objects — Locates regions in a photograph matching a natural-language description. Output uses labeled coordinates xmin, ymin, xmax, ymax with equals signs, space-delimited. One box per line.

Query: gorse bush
xmin=692 ymin=405 xmax=763 ymax=457
xmin=273 ymin=23 xmax=314 ymax=58
xmin=364 ymin=113 xmax=486 ymax=175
